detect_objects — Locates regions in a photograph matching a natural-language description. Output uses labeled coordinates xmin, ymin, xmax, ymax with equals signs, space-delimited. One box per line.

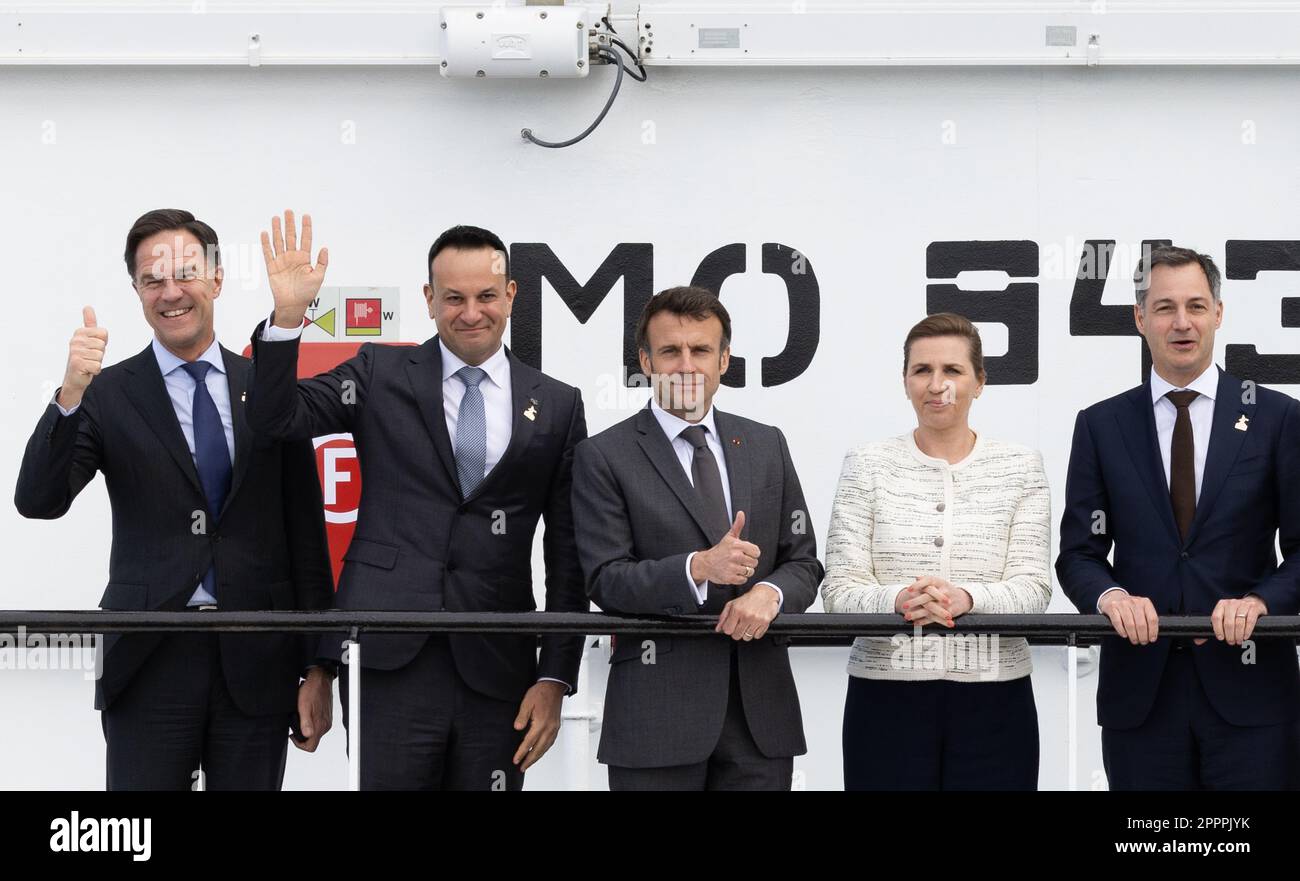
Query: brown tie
xmin=1166 ymin=390 xmax=1200 ymax=541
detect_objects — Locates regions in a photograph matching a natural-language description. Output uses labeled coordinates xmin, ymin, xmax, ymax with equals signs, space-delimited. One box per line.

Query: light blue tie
xmin=453 ymin=366 xmax=488 ymax=497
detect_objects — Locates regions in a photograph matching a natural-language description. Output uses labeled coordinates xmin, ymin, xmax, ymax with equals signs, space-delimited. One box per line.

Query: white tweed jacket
xmin=821 ymin=431 xmax=1052 ymax=682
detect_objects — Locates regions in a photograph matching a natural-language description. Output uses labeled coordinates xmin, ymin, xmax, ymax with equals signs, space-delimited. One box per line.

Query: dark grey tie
xmin=679 ymin=424 xmax=730 ymax=537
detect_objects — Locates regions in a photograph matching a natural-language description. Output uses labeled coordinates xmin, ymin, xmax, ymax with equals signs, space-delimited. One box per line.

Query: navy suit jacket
xmin=246 ymin=326 xmax=588 ymax=702
xmin=15 ymin=344 xmax=333 ymax=714
xmin=1056 ymin=367 xmax=1300 ymax=729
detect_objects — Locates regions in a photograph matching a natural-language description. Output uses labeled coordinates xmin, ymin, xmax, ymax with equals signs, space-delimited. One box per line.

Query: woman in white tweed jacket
xmin=822 ymin=313 xmax=1051 ymax=790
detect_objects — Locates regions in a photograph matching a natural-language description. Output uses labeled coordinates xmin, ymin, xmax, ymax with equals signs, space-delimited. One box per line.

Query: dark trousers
xmin=842 ymin=674 xmax=1039 ymax=791
xmin=339 ymin=635 xmax=525 ymax=791
xmin=101 ymin=632 xmax=290 ymax=791
xmin=1102 ymin=645 xmax=1300 ymax=790
xmin=607 ymin=651 xmax=794 ymax=791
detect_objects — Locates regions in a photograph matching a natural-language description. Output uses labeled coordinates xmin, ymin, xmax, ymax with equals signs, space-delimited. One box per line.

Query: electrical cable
xmin=521 ymin=47 xmax=625 ymax=148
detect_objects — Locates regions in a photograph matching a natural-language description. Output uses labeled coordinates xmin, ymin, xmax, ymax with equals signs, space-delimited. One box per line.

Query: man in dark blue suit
xmin=246 ymin=213 xmax=587 ymax=790
xmin=1057 ymin=244 xmax=1300 ymax=790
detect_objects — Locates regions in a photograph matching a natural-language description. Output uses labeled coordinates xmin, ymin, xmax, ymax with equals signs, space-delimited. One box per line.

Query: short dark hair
xmin=635 ymin=285 xmax=732 ymax=355
xmin=903 ymin=312 xmax=985 ymax=381
xmin=123 ymin=208 xmax=220 ymax=279
xmin=427 ymin=225 xmax=510 ymax=285
xmin=1134 ymin=244 xmax=1221 ymax=306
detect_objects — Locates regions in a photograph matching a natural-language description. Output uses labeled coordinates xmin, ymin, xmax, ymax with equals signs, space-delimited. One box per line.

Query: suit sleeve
xmin=14 ymin=387 xmax=104 ymax=519
xmin=1055 ymin=409 xmax=1120 ymax=613
xmin=756 ymin=427 xmax=823 ymax=614
xmin=572 ymin=438 xmax=703 ymax=616
xmin=1246 ymin=395 xmax=1300 ymax=615
xmin=280 ymin=436 xmax=336 ymax=672
xmin=246 ymin=319 xmax=372 ymax=441
xmin=536 ymin=387 xmax=589 ymax=692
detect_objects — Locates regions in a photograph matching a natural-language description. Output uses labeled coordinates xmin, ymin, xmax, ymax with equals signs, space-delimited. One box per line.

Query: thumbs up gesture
xmin=689 ymin=510 xmax=762 ymax=586
xmin=58 ymin=306 xmax=108 ymax=409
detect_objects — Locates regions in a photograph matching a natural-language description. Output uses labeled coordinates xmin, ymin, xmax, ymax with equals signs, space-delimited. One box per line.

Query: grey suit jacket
xmin=573 ymin=403 xmax=823 ymax=768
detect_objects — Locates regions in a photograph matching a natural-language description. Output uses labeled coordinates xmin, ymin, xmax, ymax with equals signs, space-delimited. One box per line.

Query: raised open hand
xmin=260 ymin=209 xmax=328 ymax=328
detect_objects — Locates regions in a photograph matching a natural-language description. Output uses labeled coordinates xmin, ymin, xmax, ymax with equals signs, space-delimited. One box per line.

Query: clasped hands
xmin=893 ymin=576 xmax=973 ymax=628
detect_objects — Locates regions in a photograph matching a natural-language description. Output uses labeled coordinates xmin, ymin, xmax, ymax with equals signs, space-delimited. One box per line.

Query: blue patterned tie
xmin=454 ymin=366 xmax=488 ymax=497
xmin=181 ymin=361 xmax=232 ymax=604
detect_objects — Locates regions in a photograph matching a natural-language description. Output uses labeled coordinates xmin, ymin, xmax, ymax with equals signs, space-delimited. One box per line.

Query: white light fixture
xmin=439 ymin=5 xmax=591 ymax=78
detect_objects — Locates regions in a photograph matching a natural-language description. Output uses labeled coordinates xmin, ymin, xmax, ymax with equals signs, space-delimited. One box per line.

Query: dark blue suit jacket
xmin=246 ymin=327 xmax=588 ymax=702
xmin=1056 ymin=367 xmax=1300 ymax=729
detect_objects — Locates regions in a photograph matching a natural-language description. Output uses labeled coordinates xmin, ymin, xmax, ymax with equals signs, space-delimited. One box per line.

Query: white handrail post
xmin=346 ymin=630 xmax=361 ymax=792
xmin=1067 ymin=637 xmax=1078 ymax=792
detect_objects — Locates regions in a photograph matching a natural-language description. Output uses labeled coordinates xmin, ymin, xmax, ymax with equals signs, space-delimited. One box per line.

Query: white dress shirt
xmin=647 ymin=398 xmax=783 ymax=610
xmin=437 ymin=340 xmax=512 ymax=479
xmin=1097 ymin=362 xmax=1219 ymax=611
xmin=1150 ymin=362 xmax=1217 ymax=502
xmin=57 ymin=336 xmax=234 ymax=606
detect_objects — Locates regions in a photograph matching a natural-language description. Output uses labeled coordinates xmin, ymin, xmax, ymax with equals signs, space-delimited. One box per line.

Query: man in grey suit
xmin=573 ymin=286 xmax=823 ymax=791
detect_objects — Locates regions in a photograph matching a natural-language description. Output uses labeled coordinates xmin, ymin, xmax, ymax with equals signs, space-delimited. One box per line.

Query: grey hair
xmin=1133 ymin=244 xmax=1221 ymax=309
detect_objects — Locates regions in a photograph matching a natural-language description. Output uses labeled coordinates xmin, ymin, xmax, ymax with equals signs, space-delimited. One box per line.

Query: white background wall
xmin=2 ymin=19 xmax=1298 ymax=788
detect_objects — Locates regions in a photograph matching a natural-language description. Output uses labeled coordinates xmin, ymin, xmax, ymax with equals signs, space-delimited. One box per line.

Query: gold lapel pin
xmin=1235 ymin=414 xmax=1249 ymax=432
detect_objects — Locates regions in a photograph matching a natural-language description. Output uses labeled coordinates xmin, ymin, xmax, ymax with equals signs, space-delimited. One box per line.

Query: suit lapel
xmin=635 ymin=405 xmax=722 ymax=545
xmin=714 ymin=409 xmax=751 ymax=539
xmin=121 ymin=345 xmax=204 ymax=497
xmin=1114 ymin=382 xmax=1180 ymax=544
xmin=464 ymin=347 xmax=541 ymax=503
xmin=405 ymin=337 xmax=461 ymax=491
xmin=219 ymin=347 xmax=255 ymax=517
xmin=1187 ymin=368 xmax=1252 ymax=545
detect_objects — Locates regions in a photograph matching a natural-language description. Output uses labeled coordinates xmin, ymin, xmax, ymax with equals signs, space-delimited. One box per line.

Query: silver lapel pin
xmin=523 ymin=397 xmax=539 ymax=422
xmin=1235 ymin=414 xmax=1249 ymax=432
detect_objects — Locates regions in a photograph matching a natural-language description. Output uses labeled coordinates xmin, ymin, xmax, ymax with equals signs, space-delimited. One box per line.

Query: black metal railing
xmin=3 ymin=611 xmax=1299 ymax=646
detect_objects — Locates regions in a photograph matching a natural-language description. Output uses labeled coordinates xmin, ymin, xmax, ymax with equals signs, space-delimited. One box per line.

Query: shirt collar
xmin=1150 ymin=362 xmax=1219 ymax=405
xmin=151 ymin=335 xmax=225 ymax=378
xmin=649 ymin=396 xmax=720 ymax=444
xmin=439 ymin=338 xmax=509 ymax=390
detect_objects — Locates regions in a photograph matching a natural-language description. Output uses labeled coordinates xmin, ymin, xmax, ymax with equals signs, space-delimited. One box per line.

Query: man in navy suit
xmin=16 ymin=209 xmax=334 ymax=790
xmin=1057 ymin=244 xmax=1300 ymax=790
xmin=246 ymin=213 xmax=587 ymax=790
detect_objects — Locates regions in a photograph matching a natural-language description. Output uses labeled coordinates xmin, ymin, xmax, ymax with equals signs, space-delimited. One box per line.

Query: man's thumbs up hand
xmin=58 ymin=306 xmax=109 ymax=410
xmin=690 ymin=510 xmax=761 ymax=587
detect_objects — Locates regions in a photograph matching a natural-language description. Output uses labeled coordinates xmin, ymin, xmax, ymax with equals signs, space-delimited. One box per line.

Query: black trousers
xmin=1102 ymin=644 xmax=1300 ymax=791
xmin=842 ymin=674 xmax=1039 ymax=791
xmin=339 ymin=635 xmax=526 ymax=791
xmin=607 ymin=650 xmax=794 ymax=791
xmin=101 ymin=632 xmax=290 ymax=791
